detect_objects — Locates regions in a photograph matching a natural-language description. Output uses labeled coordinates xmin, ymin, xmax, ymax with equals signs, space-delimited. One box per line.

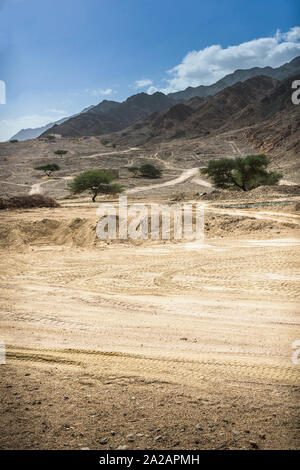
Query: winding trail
xmin=126 ymin=168 xmax=199 ymax=194
xmin=29 ymin=180 xmax=53 ymax=195
xmin=81 ymin=147 xmax=139 ymax=159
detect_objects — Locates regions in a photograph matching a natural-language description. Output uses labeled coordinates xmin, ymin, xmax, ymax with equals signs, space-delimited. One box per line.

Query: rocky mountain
xmin=111 ymin=75 xmax=280 ymax=145
xmin=241 ymin=74 xmax=300 ymax=178
xmin=15 ymin=56 xmax=300 ymax=142
xmin=108 ymin=73 xmax=300 ymax=179
xmin=41 ymin=92 xmax=175 ymax=139
xmin=10 ymin=116 xmax=72 ymax=142
xmin=168 ymin=56 xmax=300 ymax=102
xmin=9 ymin=101 xmax=117 ymax=141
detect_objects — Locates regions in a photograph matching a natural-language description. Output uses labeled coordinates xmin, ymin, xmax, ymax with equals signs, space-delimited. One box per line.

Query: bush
xmin=35 ymin=163 xmax=60 ymax=177
xmin=139 ymin=164 xmax=162 ymax=179
xmin=68 ymin=169 xmax=123 ymax=202
xmin=0 ymin=195 xmax=60 ymax=210
xmin=201 ymin=154 xmax=282 ymax=191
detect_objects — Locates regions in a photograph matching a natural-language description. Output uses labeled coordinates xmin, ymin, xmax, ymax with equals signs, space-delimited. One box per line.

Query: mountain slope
xmin=168 ymin=56 xmax=300 ymax=102
xmin=10 ymin=116 xmax=73 ymax=141
xmin=110 ymin=75 xmax=279 ymax=145
xmin=240 ymin=74 xmax=300 ymax=178
xmin=9 ymin=101 xmax=118 ymax=141
xmin=41 ymin=92 xmax=175 ymax=138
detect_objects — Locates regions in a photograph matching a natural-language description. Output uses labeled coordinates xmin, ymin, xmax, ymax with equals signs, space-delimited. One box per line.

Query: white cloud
xmin=0 ymin=113 xmax=66 ymax=141
xmin=85 ymin=88 xmax=114 ymax=96
xmin=148 ymin=27 xmax=300 ymax=94
xmin=134 ymin=79 xmax=153 ymax=89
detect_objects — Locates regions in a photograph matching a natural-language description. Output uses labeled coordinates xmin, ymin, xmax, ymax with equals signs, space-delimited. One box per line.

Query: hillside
xmin=9 ymin=105 xmax=96 ymax=141
xmin=109 ymin=75 xmax=280 ymax=145
xmin=35 ymin=57 xmax=300 ymax=141
xmin=41 ymin=92 xmax=175 ymax=139
xmin=168 ymin=55 xmax=300 ymax=102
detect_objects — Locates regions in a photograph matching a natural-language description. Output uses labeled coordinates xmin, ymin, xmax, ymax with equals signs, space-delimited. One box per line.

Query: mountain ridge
xmin=10 ymin=56 xmax=300 ymax=141
xmin=167 ymin=56 xmax=300 ymax=102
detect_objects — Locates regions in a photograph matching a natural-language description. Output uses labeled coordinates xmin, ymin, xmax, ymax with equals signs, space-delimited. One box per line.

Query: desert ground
xmin=0 ymin=136 xmax=299 ymax=450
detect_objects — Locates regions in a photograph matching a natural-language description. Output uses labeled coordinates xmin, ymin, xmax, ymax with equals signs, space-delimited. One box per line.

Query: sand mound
xmin=0 ymin=218 xmax=98 ymax=250
xmin=0 ymin=195 xmax=60 ymax=210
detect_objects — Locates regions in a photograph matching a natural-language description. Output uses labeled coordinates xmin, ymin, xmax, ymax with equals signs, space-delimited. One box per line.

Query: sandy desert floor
xmin=0 ymin=194 xmax=299 ymax=450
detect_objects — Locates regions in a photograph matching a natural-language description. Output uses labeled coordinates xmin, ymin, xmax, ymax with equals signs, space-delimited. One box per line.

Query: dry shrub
xmin=0 ymin=194 xmax=60 ymax=210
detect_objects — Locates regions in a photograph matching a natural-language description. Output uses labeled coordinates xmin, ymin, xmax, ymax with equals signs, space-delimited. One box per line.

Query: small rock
xmin=80 ymin=447 xmax=90 ymax=451
xmin=99 ymin=437 xmax=109 ymax=445
xmin=250 ymin=441 xmax=259 ymax=449
xmin=216 ymin=444 xmax=227 ymax=450
xmin=117 ymin=445 xmax=129 ymax=450
xmin=154 ymin=436 xmax=162 ymax=441
xmin=195 ymin=424 xmax=203 ymax=431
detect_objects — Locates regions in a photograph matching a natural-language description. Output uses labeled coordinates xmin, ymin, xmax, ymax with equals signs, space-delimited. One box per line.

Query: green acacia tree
xmin=54 ymin=150 xmax=68 ymax=157
xmin=35 ymin=163 xmax=60 ymax=177
xmin=68 ymin=170 xmax=123 ymax=202
xmin=201 ymin=154 xmax=282 ymax=191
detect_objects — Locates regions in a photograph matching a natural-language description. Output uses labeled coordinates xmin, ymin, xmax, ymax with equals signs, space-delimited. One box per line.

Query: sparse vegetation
xmin=54 ymin=150 xmax=68 ymax=157
xmin=35 ymin=163 xmax=60 ymax=177
xmin=9 ymin=139 xmax=18 ymax=143
xmin=68 ymin=169 xmax=123 ymax=202
xmin=139 ymin=164 xmax=162 ymax=179
xmin=127 ymin=164 xmax=162 ymax=178
xmin=200 ymin=154 xmax=282 ymax=191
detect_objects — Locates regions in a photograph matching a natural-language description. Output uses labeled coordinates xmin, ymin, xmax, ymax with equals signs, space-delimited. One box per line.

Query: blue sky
xmin=0 ymin=0 xmax=299 ymax=140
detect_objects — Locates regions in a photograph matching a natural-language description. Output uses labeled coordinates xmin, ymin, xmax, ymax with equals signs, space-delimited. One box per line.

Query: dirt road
xmin=0 ymin=208 xmax=299 ymax=449
xmin=127 ymin=168 xmax=199 ymax=194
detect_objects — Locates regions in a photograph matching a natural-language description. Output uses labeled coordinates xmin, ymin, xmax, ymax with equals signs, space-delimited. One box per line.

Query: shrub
xmin=35 ymin=163 xmax=60 ymax=177
xmin=139 ymin=164 xmax=162 ymax=179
